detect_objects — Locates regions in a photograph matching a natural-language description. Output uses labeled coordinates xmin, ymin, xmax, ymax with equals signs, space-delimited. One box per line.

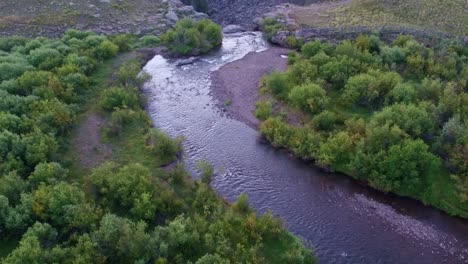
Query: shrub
xmin=117 ymin=60 xmax=150 ymax=87
xmin=110 ymin=34 xmax=136 ymax=52
xmin=0 ymin=36 xmax=29 ymax=52
xmin=288 ymin=83 xmax=329 ymax=114
xmin=355 ymin=35 xmax=370 ymax=51
xmin=140 ymin=36 xmax=161 ymax=47
xmin=232 ymin=193 xmax=251 ymax=214
xmin=104 ymin=108 xmax=149 ymax=137
xmin=317 ymin=132 xmax=355 ymax=171
xmin=312 ymin=110 xmax=338 ymax=131
xmin=146 ymin=129 xmax=182 ymax=162
xmin=289 ymin=60 xmax=318 ymax=84
xmin=386 ymin=83 xmax=417 ymax=104
xmin=0 ymin=62 xmax=34 ymax=81
xmin=286 ymin=36 xmax=304 ymax=49
xmin=93 ymin=40 xmax=119 ymax=60
xmin=371 ymin=103 xmax=434 ymax=138
xmin=161 ymin=18 xmax=222 ymax=55
xmin=264 ymin=72 xmax=291 ymax=98
xmin=260 ymin=117 xmax=293 ymax=147
xmin=100 ymin=87 xmax=140 ymax=111
xmin=381 ymin=46 xmax=406 ymax=65
xmin=255 ymin=100 xmax=273 ymax=120
xmin=342 ymin=70 xmax=402 ymax=108
xmin=301 ymin=41 xmax=323 ymax=58
xmin=28 ymin=48 xmax=63 ymax=70
xmin=197 ymin=160 xmax=214 ymax=184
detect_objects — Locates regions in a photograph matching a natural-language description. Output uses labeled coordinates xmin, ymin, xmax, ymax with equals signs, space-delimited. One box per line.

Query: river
xmin=142 ymin=32 xmax=468 ymax=264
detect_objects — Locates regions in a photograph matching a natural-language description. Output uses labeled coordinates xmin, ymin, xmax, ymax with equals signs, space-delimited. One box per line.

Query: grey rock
xmin=175 ymin=57 xmax=198 ymax=66
xmin=271 ymin=30 xmax=291 ymax=46
xmin=223 ymin=25 xmax=246 ymax=34
xmin=165 ymin=11 xmax=179 ymax=22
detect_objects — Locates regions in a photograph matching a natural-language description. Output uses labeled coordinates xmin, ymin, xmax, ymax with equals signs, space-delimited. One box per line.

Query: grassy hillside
xmin=291 ymin=0 xmax=468 ymax=36
xmin=0 ymin=0 xmax=169 ymax=37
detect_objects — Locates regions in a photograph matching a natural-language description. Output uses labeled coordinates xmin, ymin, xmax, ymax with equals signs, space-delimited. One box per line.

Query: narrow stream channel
xmin=142 ymin=32 xmax=468 ymax=264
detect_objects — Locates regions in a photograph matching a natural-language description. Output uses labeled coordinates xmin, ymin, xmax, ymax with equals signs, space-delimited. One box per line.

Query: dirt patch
xmin=71 ymin=113 xmax=112 ymax=170
xmin=210 ymin=47 xmax=290 ymax=129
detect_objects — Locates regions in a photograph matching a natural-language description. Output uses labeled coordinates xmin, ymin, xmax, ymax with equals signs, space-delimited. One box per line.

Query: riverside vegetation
xmin=0 ymin=19 xmax=315 ymax=263
xmin=257 ymin=35 xmax=468 ymax=218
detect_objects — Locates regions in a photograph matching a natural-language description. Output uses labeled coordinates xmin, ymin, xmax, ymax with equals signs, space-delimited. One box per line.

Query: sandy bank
xmin=210 ymin=47 xmax=290 ymax=128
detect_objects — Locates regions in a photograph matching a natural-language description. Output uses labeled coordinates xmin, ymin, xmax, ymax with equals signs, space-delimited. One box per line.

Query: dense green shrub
xmin=264 ymin=72 xmax=292 ymax=98
xmin=100 ymin=87 xmax=140 ymax=111
xmin=311 ymin=110 xmax=338 ymax=131
xmin=117 ymin=59 xmax=150 ymax=87
xmin=161 ymin=18 xmax=222 ymax=55
xmin=28 ymin=48 xmax=63 ymax=70
xmin=288 ymin=83 xmax=329 ymax=114
xmin=255 ymin=100 xmax=273 ymax=120
xmin=140 ymin=35 xmax=161 ymax=47
xmin=110 ymin=34 xmax=136 ymax=52
xmin=301 ymin=41 xmax=323 ymax=58
xmin=146 ymin=129 xmax=182 ymax=163
xmin=93 ymin=40 xmax=119 ymax=60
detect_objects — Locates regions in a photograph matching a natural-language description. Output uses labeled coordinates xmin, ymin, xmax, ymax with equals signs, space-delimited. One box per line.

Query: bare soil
xmin=210 ymin=47 xmax=290 ymax=129
xmin=71 ymin=113 xmax=112 ymax=170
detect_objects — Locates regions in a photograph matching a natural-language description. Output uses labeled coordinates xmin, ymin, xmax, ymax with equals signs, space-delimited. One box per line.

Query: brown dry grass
xmin=290 ymin=0 xmax=468 ymax=36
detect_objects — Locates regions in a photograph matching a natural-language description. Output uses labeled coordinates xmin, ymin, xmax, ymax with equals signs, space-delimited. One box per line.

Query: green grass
xmin=292 ymin=0 xmax=467 ymax=36
xmin=106 ymin=122 xmax=167 ymax=172
xmin=58 ymin=59 xmax=115 ymax=181
xmin=427 ymin=166 xmax=468 ymax=218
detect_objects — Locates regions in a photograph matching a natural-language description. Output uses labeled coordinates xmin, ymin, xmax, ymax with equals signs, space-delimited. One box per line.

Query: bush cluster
xmin=258 ymin=35 xmax=468 ymax=217
xmin=0 ymin=31 xmax=316 ymax=263
xmin=161 ymin=18 xmax=223 ymax=55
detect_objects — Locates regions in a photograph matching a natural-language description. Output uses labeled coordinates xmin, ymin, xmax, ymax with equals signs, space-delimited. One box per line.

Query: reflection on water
xmin=142 ymin=32 xmax=468 ymax=264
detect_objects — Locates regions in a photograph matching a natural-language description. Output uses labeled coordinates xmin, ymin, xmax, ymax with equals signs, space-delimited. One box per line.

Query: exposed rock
xmin=223 ymin=25 xmax=246 ymax=34
xmin=166 ymin=11 xmax=179 ymax=23
xmin=175 ymin=56 xmax=198 ymax=66
xmin=270 ymin=30 xmax=291 ymax=46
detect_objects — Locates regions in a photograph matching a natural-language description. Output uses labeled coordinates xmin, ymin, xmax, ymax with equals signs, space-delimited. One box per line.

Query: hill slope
xmin=0 ymin=0 xmax=207 ymax=37
xmin=290 ymin=0 xmax=467 ymax=36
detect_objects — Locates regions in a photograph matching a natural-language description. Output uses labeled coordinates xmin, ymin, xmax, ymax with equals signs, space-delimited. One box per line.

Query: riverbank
xmin=210 ymin=47 xmax=290 ymax=129
xmin=145 ymin=32 xmax=468 ymax=263
xmin=209 ymin=42 xmax=468 ymax=220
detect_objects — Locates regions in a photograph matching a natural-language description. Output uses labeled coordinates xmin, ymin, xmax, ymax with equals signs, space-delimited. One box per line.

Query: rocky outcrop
xmin=253 ymin=3 xmax=467 ymax=47
xmin=205 ymin=0 xmax=320 ymax=29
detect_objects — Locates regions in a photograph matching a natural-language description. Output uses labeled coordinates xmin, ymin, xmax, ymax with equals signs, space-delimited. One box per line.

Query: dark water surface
xmin=143 ymin=32 xmax=468 ymax=264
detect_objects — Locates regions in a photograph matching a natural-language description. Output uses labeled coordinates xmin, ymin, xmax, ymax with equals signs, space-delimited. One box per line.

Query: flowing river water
xmin=142 ymin=32 xmax=468 ymax=264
